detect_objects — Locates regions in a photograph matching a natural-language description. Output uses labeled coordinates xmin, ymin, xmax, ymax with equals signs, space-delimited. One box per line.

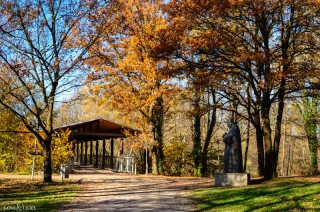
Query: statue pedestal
xmin=215 ymin=173 xmax=250 ymax=187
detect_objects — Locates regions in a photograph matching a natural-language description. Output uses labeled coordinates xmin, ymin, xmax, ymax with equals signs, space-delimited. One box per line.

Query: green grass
xmin=0 ymin=177 xmax=78 ymax=212
xmin=10 ymin=171 xmax=31 ymax=175
xmin=192 ymin=177 xmax=320 ymax=211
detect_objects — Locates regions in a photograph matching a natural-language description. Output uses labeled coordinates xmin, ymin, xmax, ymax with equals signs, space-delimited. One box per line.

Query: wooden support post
xmin=90 ymin=141 xmax=93 ymax=165
xmin=120 ymin=138 xmax=124 ymax=155
xmin=110 ymin=139 xmax=114 ymax=169
xmin=102 ymin=139 xmax=106 ymax=169
xmin=80 ymin=141 xmax=83 ymax=164
xmin=95 ymin=140 xmax=99 ymax=168
xmin=84 ymin=141 xmax=88 ymax=165
xmin=76 ymin=142 xmax=79 ymax=162
xmin=70 ymin=141 xmax=75 ymax=170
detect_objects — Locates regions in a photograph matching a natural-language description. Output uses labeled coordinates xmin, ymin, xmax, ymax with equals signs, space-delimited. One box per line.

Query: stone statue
xmin=223 ymin=121 xmax=243 ymax=173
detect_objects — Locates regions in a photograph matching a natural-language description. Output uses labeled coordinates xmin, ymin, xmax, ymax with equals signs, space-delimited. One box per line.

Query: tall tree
xmin=166 ymin=0 xmax=320 ymax=179
xmin=188 ymin=76 xmax=217 ymax=176
xmin=169 ymin=0 xmax=319 ymax=179
xmin=89 ymin=0 xmax=182 ymax=174
xmin=0 ymin=0 xmax=99 ymax=182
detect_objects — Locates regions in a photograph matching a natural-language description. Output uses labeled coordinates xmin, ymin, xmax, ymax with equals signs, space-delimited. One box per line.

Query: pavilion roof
xmin=54 ymin=117 xmax=141 ymax=141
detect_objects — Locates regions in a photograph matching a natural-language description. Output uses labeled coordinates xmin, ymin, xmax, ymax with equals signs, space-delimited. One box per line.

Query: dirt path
xmin=59 ymin=168 xmax=213 ymax=212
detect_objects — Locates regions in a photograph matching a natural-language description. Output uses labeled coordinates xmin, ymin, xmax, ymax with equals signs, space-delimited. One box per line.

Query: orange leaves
xmin=87 ymin=0 xmax=183 ymax=147
xmin=186 ymin=28 xmax=222 ymax=53
xmin=166 ymin=0 xmax=226 ymax=19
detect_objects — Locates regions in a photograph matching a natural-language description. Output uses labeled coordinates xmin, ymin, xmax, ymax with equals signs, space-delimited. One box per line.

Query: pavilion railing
xmin=115 ymin=155 xmax=136 ymax=174
xmin=74 ymin=154 xmax=136 ymax=174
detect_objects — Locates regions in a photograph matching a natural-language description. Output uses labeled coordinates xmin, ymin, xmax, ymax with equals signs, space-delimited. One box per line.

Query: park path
xmin=58 ymin=168 xmax=213 ymax=212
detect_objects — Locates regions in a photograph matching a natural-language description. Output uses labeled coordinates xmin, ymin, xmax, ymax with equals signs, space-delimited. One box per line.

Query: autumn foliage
xmin=0 ymin=0 xmax=319 ymax=180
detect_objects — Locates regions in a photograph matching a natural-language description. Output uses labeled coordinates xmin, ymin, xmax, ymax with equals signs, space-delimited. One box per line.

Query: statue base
xmin=215 ymin=173 xmax=250 ymax=187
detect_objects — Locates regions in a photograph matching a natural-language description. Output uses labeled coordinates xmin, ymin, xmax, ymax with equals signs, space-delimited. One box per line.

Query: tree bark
xmin=43 ymin=138 xmax=52 ymax=182
xmin=42 ymin=94 xmax=56 ymax=183
xmin=251 ymin=108 xmax=264 ymax=176
xmin=246 ymin=84 xmax=264 ymax=176
xmin=200 ymin=89 xmax=216 ymax=177
xmin=151 ymin=147 xmax=158 ymax=175
xmin=244 ymin=121 xmax=250 ymax=173
xmin=261 ymin=103 xmax=273 ymax=180
xmin=256 ymin=128 xmax=265 ymax=177
xmin=152 ymin=97 xmax=164 ymax=175
xmin=155 ymin=124 xmax=164 ymax=175
xmin=192 ymin=88 xmax=202 ymax=176
xmin=272 ymin=79 xmax=286 ymax=177
xmin=286 ymin=140 xmax=291 ymax=176
xmin=281 ymin=119 xmax=287 ymax=176
xmin=193 ymin=111 xmax=202 ymax=176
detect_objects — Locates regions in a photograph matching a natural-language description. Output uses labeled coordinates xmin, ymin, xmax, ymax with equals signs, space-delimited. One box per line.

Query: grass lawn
xmin=0 ymin=176 xmax=78 ymax=212
xmin=193 ymin=177 xmax=320 ymax=211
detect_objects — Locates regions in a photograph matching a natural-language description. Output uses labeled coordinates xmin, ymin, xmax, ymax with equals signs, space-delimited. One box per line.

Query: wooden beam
xmin=84 ymin=141 xmax=88 ymax=165
xmin=120 ymin=138 xmax=124 ymax=155
xmin=102 ymin=139 xmax=106 ymax=169
xmin=80 ymin=141 xmax=83 ymax=164
xmin=89 ymin=141 xmax=93 ymax=164
xmin=76 ymin=142 xmax=79 ymax=162
xmin=95 ymin=140 xmax=99 ymax=168
xmin=74 ymin=132 xmax=125 ymax=138
xmin=54 ymin=118 xmax=141 ymax=136
xmin=71 ymin=141 xmax=75 ymax=169
xmin=110 ymin=138 xmax=114 ymax=169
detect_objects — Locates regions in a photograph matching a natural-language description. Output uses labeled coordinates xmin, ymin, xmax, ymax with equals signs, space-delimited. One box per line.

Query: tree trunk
xmin=200 ymin=116 xmax=215 ymax=176
xmin=272 ymin=79 xmax=286 ymax=177
xmin=43 ymin=138 xmax=52 ymax=182
xmin=281 ymin=120 xmax=287 ymax=176
xmin=42 ymin=95 xmax=55 ymax=183
xmin=201 ymin=90 xmax=216 ymax=177
xmin=286 ymin=140 xmax=291 ymax=176
xmin=250 ymin=106 xmax=265 ymax=177
xmin=155 ymin=125 xmax=164 ymax=175
xmin=151 ymin=147 xmax=158 ymax=175
xmin=153 ymin=97 xmax=164 ymax=175
xmin=256 ymin=126 xmax=265 ymax=176
xmin=192 ymin=88 xmax=202 ymax=176
xmin=247 ymin=86 xmax=264 ymax=176
xmin=261 ymin=105 xmax=273 ymax=180
xmin=193 ymin=111 xmax=202 ymax=176
xmin=244 ymin=121 xmax=250 ymax=172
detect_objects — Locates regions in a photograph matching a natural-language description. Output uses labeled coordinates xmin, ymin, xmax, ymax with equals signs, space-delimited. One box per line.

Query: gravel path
xmin=58 ymin=168 xmax=213 ymax=212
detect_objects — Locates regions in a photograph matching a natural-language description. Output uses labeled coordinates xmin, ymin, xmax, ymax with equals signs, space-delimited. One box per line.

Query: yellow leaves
xmin=51 ymin=129 xmax=72 ymax=170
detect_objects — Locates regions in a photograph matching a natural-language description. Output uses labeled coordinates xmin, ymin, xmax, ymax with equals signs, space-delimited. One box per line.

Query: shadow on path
xmin=59 ymin=168 xmax=212 ymax=212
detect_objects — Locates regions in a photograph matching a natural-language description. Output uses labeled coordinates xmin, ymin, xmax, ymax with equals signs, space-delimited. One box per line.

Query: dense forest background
xmin=0 ymin=0 xmax=319 ymax=181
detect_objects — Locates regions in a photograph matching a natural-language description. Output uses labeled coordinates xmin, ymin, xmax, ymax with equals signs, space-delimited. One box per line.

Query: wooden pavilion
xmin=54 ymin=117 xmax=141 ymax=172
